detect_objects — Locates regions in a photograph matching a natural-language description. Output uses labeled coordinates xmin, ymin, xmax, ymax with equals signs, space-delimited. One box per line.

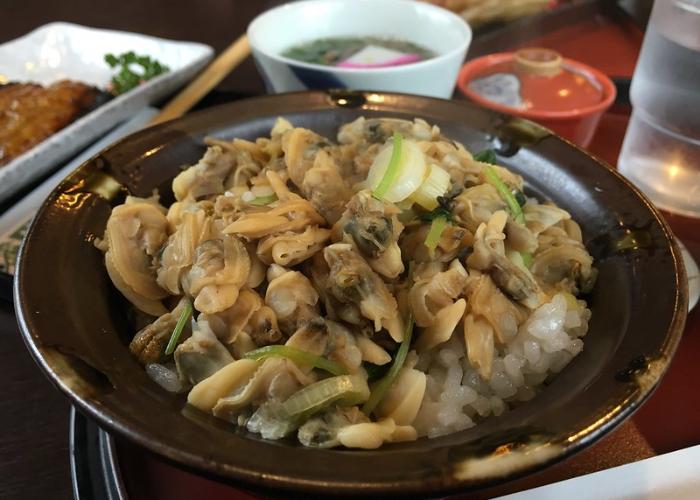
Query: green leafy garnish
xmin=244 ymin=345 xmax=348 ymax=376
xmin=248 ymin=194 xmax=278 ymax=206
xmin=164 ymin=299 xmax=193 ymax=356
xmin=424 ymin=215 xmax=448 ymax=251
xmin=475 ymin=149 xmax=526 ymax=223
xmin=373 ymin=132 xmax=403 ymax=200
xmin=362 ymin=312 xmax=414 ymax=415
xmin=473 ymin=149 xmax=497 ymax=164
xmin=483 ymin=165 xmax=525 ymax=224
xmin=105 ymin=51 xmax=170 ymax=95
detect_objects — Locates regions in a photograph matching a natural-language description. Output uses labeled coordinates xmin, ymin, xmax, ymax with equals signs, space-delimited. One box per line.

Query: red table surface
xmin=531 ymin=15 xmax=700 ymax=455
xmin=519 ymin=10 xmax=643 ymax=77
xmin=116 ymin=10 xmax=700 ymax=499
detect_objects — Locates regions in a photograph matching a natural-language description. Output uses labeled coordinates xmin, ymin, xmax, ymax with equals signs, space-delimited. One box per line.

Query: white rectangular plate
xmin=0 ymin=107 xmax=158 ymax=276
xmin=0 ymin=22 xmax=213 ymax=202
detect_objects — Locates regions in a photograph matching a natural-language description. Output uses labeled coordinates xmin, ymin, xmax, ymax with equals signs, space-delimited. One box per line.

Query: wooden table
xmin=1 ymin=2 xmax=698 ymax=499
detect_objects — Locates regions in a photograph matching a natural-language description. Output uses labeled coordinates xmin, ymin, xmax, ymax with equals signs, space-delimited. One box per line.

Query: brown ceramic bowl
xmin=15 ymin=91 xmax=687 ymax=497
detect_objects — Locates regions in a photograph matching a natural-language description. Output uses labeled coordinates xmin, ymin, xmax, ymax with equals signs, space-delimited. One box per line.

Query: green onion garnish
xmin=373 ymin=132 xmax=403 ymax=200
xmin=424 ymin=215 xmax=448 ymax=250
xmin=284 ymin=375 xmax=369 ymax=421
xmin=475 ymin=149 xmax=526 ymax=224
xmin=244 ymin=345 xmax=348 ymax=376
xmin=473 ymin=149 xmax=497 ymax=164
xmin=248 ymin=194 xmax=278 ymax=206
xmin=164 ymin=299 xmax=193 ymax=356
xmin=483 ymin=165 xmax=525 ymax=224
xmin=247 ymin=374 xmax=370 ymax=439
xmin=105 ymin=51 xmax=170 ymax=95
xmin=521 ymin=252 xmax=534 ymax=268
xmin=362 ymin=312 xmax=414 ymax=415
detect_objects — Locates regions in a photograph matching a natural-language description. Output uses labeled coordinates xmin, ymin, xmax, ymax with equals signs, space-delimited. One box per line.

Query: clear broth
xmin=282 ymin=37 xmax=435 ymax=67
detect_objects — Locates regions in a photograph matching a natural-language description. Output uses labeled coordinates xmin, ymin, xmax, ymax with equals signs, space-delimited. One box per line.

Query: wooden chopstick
xmin=149 ymin=34 xmax=251 ymax=126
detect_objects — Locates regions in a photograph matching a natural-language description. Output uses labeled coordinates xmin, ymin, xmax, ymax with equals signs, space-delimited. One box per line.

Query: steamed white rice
xmin=413 ymin=293 xmax=591 ymax=438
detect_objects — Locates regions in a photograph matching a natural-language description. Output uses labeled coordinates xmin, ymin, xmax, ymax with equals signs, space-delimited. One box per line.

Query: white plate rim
xmin=0 ymin=22 xmax=214 ymax=203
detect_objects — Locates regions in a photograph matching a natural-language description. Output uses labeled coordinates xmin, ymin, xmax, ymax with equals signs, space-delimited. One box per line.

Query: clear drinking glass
xmin=617 ymin=0 xmax=700 ymax=218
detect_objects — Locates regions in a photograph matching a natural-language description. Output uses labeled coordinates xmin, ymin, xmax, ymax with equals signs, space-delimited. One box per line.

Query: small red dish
xmin=458 ymin=48 xmax=616 ymax=147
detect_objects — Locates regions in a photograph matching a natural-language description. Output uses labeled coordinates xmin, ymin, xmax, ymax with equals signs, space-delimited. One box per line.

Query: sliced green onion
xmin=475 ymin=148 xmax=526 ymax=223
xmin=373 ymin=132 xmax=403 ymax=200
xmin=246 ymin=374 xmax=370 ymax=439
xmin=244 ymin=345 xmax=348 ymax=376
xmin=164 ymin=299 xmax=193 ymax=355
xmin=410 ymin=164 xmax=450 ymax=210
xmin=367 ymin=135 xmax=426 ymax=203
xmin=248 ymin=194 xmax=278 ymax=206
xmin=485 ymin=165 xmax=523 ymax=223
xmin=283 ymin=374 xmax=369 ymax=422
xmin=424 ymin=215 xmax=448 ymax=251
xmin=483 ymin=165 xmax=525 ymax=224
xmin=521 ymin=252 xmax=533 ymax=268
xmin=362 ymin=312 xmax=414 ymax=415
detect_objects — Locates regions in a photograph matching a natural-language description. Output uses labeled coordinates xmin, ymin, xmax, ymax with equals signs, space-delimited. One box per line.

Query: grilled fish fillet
xmin=0 ymin=80 xmax=110 ymax=167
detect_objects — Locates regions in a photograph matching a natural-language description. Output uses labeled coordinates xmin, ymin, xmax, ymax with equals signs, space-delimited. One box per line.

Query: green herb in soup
xmin=282 ymin=37 xmax=435 ymax=67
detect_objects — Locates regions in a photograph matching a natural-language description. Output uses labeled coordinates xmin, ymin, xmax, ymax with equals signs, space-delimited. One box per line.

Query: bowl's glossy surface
xmin=15 ymin=91 xmax=687 ymax=496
